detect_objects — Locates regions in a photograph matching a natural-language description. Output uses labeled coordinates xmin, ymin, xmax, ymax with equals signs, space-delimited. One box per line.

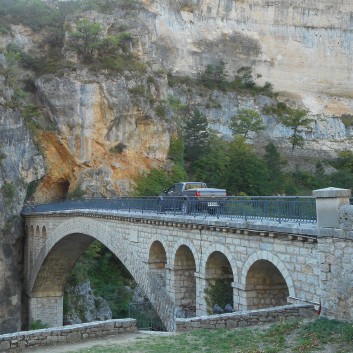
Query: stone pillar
xmin=232 ymin=282 xmax=246 ymax=311
xmin=194 ymin=272 xmax=205 ymax=316
xmin=29 ymin=296 xmax=63 ymax=328
xmin=313 ymin=187 xmax=351 ymax=228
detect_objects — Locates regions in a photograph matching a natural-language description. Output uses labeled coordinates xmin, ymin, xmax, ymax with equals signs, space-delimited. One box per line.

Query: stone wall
xmin=0 ymin=319 xmax=136 ymax=352
xmin=314 ymin=203 xmax=353 ymax=321
xmin=176 ymin=304 xmax=316 ymax=332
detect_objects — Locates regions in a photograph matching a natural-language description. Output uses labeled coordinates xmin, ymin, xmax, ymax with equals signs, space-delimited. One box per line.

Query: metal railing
xmin=21 ymin=196 xmax=317 ymax=224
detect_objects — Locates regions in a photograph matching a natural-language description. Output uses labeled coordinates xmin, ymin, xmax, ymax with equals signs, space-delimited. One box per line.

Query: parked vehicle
xmin=157 ymin=182 xmax=227 ymax=215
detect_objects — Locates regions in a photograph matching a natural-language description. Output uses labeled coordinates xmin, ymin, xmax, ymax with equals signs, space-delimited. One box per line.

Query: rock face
xmin=33 ymin=72 xmax=170 ymax=200
xmin=141 ymin=0 xmax=353 ymax=110
xmin=0 ymin=105 xmax=45 ymax=333
xmin=64 ymin=281 xmax=112 ymax=325
xmin=137 ymin=0 xmax=353 ymax=153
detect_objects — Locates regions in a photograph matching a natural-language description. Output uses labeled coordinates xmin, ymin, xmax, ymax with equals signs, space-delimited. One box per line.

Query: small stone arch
xmin=42 ymin=226 xmax=47 ymax=241
xmin=148 ymin=241 xmax=167 ymax=286
xmin=170 ymin=238 xmax=200 ymax=273
xmin=29 ymin=225 xmax=34 ymax=267
xmin=201 ymin=243 xmax=238 ymax=280
xmin=35 ymin=225 xmax=41 ymax=255
xmin=173 ymin=245 xmax=196 ymax=318
xmin=204 ymin=250 xmax=234 ymax=313
xmin=241 ymin=251 xmax=295 ymax=310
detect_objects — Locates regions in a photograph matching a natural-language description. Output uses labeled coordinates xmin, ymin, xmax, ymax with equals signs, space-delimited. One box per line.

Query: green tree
xmin=329 ymin=150 xmax=353 ymax=172
xmin=263 ymin=142 xmax=286 ymax=194
xmin=98 ymin=32 xmax=133 ymax=56
xmin=183 ymin=109 xmax=209 ymax=162
xmin=328 ymin=169 xmax=353 ymax=190
xmin=199 ymin=59 xmax=227 ymax=89
xmin=193 ymin=130 xmax=229 ymax=187
xmin=168 ymin=136 xmax=185 ymax=165
xmin=67 ymin=18 xmax=103 ymax=60
xmin=279 ymin=107 xmax=312 ymax=150
xmin=229 ymin=108 xmax=264 ymax=138
xmin=234 ymin=66 xmax=255 ymax=88
xmin=224 ymin=137 xmax=269 ymax=195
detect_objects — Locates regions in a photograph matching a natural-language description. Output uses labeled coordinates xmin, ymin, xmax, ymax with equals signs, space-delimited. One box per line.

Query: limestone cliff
xmin=0 ymin=0 xmax=353 ymax=333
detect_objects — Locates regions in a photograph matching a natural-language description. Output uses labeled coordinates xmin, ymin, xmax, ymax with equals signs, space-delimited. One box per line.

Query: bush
xmin=204 ymin=277 xmax=233 ymax=313
xmin=25 ymin=180 xmax=40 ymax=201
xmin=110 ymin=142 xmax=127 ymax=154
xmin=30 ymin=320 xmax=48 ymax=330
xmin=134 ymin=169 xmax=170 ymax=196
xmin=1 ymin=182 xmax=15 ymax=200
xmin=66 ymin=187 xmax=85 ymax=200
xmin=341 ymin=114 xmax=353 ymax=128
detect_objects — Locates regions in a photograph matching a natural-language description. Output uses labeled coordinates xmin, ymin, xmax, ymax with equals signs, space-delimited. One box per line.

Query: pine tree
xmin=183 ymin=109 xmax=209 ymax=162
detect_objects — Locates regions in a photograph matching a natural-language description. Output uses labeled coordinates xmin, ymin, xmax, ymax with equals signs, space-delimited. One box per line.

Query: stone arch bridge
xmin=22 ymin=188 xmax=353 ymax=331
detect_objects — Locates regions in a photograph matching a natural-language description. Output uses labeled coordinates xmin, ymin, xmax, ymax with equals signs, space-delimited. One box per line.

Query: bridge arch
xmin=28 ymin=217 xmax=175 ymax=331
xmin=170 ymin=238 xmax=200 ymax=272
xmin=241 ymin=251 xmax=295 ymax=310
xmin=42 ymin=226 xmax=47 ymax=241
xmin=148 ymin=240 xmax=167 ymax=289
xmin=201 ymin=244 xmax=238 ymax=280
xmin=201 ymin=244 xmax=238 ymax=314
xmin=148 ymin=240 xmax=167 ymax=270
xmin=173 ymin=245 xmax=196 ymax=318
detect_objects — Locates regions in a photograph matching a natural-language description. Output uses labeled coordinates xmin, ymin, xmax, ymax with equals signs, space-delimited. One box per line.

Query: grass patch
xmin=65 ymin=318 xmax=353 ymax=353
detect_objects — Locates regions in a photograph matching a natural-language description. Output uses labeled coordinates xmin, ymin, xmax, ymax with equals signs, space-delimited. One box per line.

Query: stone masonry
xmin=22 ymin=187 xmax=353 ymax=331
xmin=0 ymin=319 xmax=136 ymax=352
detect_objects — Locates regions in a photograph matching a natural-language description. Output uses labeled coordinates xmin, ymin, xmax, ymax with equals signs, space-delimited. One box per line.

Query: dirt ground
xmin=27 ymin=331 xmax=176 ymax=353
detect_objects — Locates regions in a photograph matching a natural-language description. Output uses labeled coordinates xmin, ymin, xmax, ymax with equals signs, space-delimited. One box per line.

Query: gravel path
xmin=26 ymin=331 xmax=176 ymax=353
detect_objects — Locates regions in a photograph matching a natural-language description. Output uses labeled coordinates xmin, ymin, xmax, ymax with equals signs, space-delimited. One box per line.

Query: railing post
xmin=313 ymin=187 xmax=351 ymax=228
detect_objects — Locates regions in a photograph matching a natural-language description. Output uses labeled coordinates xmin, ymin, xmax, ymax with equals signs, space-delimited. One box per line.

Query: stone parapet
xmin=175 ymin=304 xmax=315 ymax=331
xmin=0 ymin=319 xmax=136 ymax=352
xmin=313 ymin=187 xmax=351 ymax=228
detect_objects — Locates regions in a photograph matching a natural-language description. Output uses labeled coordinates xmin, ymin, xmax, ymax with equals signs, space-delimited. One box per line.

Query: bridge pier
xmin=232 ymin=282 xmax=245 ymax=311
xmin=194 ymin=272 xmax=206 ymax=316
xmin=29 ymin=295 xmax=63 ymax=328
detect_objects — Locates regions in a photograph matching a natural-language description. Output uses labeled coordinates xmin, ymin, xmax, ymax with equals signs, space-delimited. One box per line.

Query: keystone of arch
xmin=241 ymin=250 xmax=295 ymax=298
xmin=200 ymin=243 xmax=238 ymax=280
xmin=170 ymin=238 xmax=201 ymax=273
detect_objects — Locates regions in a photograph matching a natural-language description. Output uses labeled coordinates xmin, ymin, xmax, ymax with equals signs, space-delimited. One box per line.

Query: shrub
xmin=134 ymin=169 xmax=169 ymax=196
xmin=25 ymin=180 xmax=40 ymax=201
xmin=155 ymin=104 xmax=167 ymax=119
xmin=110 ymin=142 xmax=127 ymax=154
xmin=66 ymin=187 xmax=85 ymax=200
xmin=204 ymin=276 xmax=233 ymax=313
xmin=341 ymin=114 xmax=353 ymax=128
xmin=129 ymin=85 xmax=145 ymax=96
xmin=30 ymin=320 xmax=48 ymax=330
xmin=1 ymin=182 xmax=15 ymax=200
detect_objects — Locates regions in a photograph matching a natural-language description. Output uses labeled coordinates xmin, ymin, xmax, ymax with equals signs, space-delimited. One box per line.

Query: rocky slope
xmin=0 ymin=0 xmax=352 ymax=333
xmin=64 ymin=281 xmax=112 ymax=325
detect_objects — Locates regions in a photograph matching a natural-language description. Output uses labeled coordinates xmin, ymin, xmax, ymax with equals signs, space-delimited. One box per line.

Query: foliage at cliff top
xmin=168 ymin=62 xmax=276 ymax=97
